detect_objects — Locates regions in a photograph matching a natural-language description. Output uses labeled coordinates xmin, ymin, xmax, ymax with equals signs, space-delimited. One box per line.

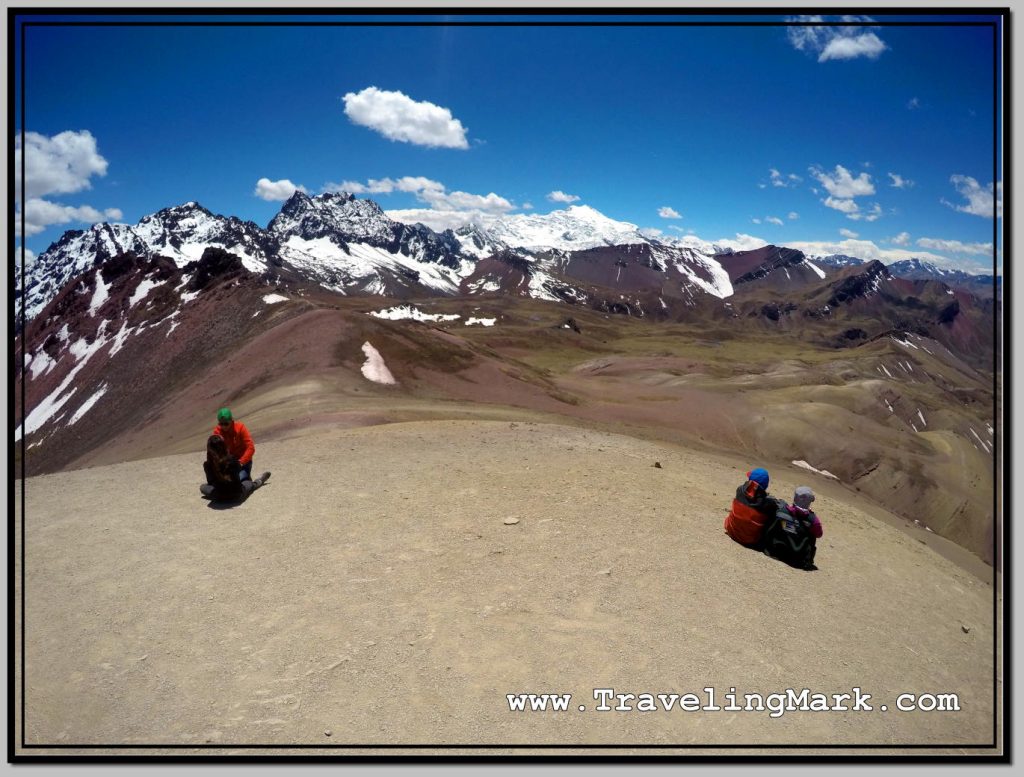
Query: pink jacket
xmin=788 ymin=504 xmax=823 ymax=538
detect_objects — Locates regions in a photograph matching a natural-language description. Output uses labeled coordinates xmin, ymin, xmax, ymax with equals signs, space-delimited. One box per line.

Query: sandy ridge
xmin=14 ymin=420 xmax=1000 ymax=755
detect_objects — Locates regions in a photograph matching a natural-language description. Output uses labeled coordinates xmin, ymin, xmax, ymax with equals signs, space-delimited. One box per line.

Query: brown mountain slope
xmin=18 ymin=289 xmax=997 ymax=568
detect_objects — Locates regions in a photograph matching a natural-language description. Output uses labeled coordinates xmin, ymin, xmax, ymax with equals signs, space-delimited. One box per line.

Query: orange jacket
xmin=724 ymin=480 xmax=777 ymax=546
xmin=212 ymin=420 xmax=255 ymax=466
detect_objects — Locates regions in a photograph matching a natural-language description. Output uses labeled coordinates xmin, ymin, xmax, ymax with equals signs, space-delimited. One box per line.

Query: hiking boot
xmin=200 ymin=484 xmax=215 ymax=498
xmin=253 ymin=471 xmax=271 ymax=487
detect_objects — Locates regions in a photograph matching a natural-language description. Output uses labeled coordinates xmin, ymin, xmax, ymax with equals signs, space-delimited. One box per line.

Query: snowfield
xmin=360 ymin=342 xmax=397 ymax=385
xmin=369 ymin=305 xmax=460 ymax=323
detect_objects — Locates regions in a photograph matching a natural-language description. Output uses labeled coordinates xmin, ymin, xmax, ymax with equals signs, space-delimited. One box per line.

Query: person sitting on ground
xmin=211 ymin=407 xmax=270 ymax=488
xmin=202 ymin=434 xmax=246 ymax=500
xmin=724 ymin=467 xmax=779 ymax=548
xmin=762 ymin=486 xmax=823 ymax=570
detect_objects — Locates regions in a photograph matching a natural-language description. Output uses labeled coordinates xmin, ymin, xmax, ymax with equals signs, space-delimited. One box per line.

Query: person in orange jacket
xmin=724 ymin=467 xmax=779 ymax=548
xmin=212 ymin=407 xmax=270 ymax=490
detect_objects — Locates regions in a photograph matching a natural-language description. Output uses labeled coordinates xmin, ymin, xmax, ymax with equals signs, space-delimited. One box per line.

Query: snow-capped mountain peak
xmin=478 ymin=204 xmax=650 ymax=253
xmin=887 ymin=258 xmax=952 ymax=277
xmin=269 ymin=190 xmax=392 ymax=242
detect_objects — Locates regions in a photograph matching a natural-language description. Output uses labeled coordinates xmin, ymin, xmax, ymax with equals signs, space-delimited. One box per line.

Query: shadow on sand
xmin=205 ymin=498 xmax=246 ymax=510
xmin=730 ymin=533 xmax=819 ymax=572
xmin=202 ymin=481 xmax=271 ymax=510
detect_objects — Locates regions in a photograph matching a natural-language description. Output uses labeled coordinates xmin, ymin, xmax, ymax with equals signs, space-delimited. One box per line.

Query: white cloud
xmin=327 ymin=175 xmax=514 ymax=215
xmin=342 ymin=86 xmax=469 ymax=149
xmin=888 ymin=172 xmax=913 ymax=189
xmin=890 ymin=231 xmax=911 ymax=246
xmin=640 ymin=227 xmax=664 ymax=238
xmin=786 ymin=16 xmax=826 ymax=49
xmin=14 ymin=130 xmax=108 ymax=201
xmin=522 ymin=202 xmax=534 ymax=210
xmin=254 ymin=177 xmax=308 ymax=201
xmin=847 ymin=202 xmax=883 ymax=222
xmin=328 ymin=176 xmax=445 ymax=196
xmin=716 ymin=233 xmax=770 ymax=253
xmin=752 ymin=218 xmax=762 ymax=225
xmin=385 ymin=207 xmax=496 ymax=232
xmin=765 ymin=216 xmax=784 ymax=226
xmin=811 ymin=164 xmax=875 ymax=198
xmin=547 ymin=190 xmax=580 ymax=204
xmin=823 ymin=196 xmax=860 ymax=215
xmin=814 ymin=165 xmax=879 ymax=220
xmin=768 ymin=168 xmax=802 ymax=188
xmin=787 ymin=17 xmax=888 ymax=62
xmin=17 ymin=198 xmax=122 ymax=237
xmin=907 ymin=97 xmax=921 ymax=110
xmin=15 ymin=247 xmax=37 ymax=267
xmin=819 ymin=32 xmax=887 ymax=62
xmin=658 ymin=206 xmax=681 ymax=219
xmin=839 ymin=228 xmax=859 ymax=239
xmin=788 ymin=212 xmax=800 ymax=220
xmin=784 ymin=237 xmax=982 ymax=273
xmin=942 ymin=175 xmax=1002 ymax=218
xmin=422 ymin=189 xmax=515 ymax=214
xmin=13 ymin=129 xmax=121 ymax=243
xmin=916 ymin=237 xmax=994 ymax=257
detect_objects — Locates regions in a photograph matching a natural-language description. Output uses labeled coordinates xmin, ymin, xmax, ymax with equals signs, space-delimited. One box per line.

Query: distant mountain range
xmin=812 ymin=255 xmax=999 ymax=299
xmin=15 ymin=192 xmax=998 ymax=457
xmin=17 ymin=192 xmax=998 ymax=324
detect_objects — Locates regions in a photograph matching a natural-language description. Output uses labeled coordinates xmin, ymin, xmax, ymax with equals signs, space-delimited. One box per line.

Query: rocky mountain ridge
xmin=19 ymin=193 xmax=999 ymax=326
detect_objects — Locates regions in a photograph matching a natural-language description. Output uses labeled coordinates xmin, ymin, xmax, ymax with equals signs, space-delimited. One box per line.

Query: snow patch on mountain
xmin=651 ymin=245 xmax=733 ymax=298
xmin=88 ymin=276 xmax=110 ymax=315
xmin=968 ymin=428 xmax=991 ymax=454
xmin=369 ymin=305 xmax=460 ymax=323
xmin=465 ymin=278 xmax=503 ymax=293
xmin=69 ymin=384 xmax=108 ymax=426
xmin=360 ymin=342 xmax=396 ymax=385
xmin=16 ymin=332 xmax=109 ymax=440
xmin=129 ymin=278 xmax=161 ymax=307
xmin=27 ymin=351 xmax=57 ymax=380
xmin=451 ymin=223 xmax=513 ymax=259
xmin=892 ymin=335 xmax=919 ymax=350
xmin=803 ymin=258 xmax=826 ymax=279
xmin=285 ymin=235 xmax=463 ymax=295
xmin=526 ymin=266 xmax=567 ymax=302
xmin=792 ymin=460 xmax=840 ymax=480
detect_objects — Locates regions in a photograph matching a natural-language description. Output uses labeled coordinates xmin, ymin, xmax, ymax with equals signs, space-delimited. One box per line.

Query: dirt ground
xmin=13 ymin=419 xmax=1001 ymax=756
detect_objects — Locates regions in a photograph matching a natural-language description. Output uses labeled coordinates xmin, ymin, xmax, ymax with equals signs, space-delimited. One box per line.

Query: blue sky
xmin=13 ymin=11 xmax=1004 ymax=273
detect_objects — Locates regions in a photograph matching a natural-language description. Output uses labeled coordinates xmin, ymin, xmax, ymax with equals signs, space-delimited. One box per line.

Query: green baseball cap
xmin=217 ymin=407 xmax=233 ymax=423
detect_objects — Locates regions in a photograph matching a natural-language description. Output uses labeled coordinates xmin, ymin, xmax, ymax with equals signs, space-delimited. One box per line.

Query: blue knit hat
xmin=747 ymin=467 xmax=770 ymax=488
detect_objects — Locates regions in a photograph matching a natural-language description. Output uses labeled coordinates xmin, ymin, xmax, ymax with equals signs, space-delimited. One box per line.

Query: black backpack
xmin=763 ymin=503 xmax=816 ymax=568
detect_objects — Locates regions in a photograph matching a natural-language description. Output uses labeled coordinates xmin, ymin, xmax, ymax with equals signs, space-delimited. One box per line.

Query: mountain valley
xmin=14 ymin=193 xmax=1000 ymax=567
